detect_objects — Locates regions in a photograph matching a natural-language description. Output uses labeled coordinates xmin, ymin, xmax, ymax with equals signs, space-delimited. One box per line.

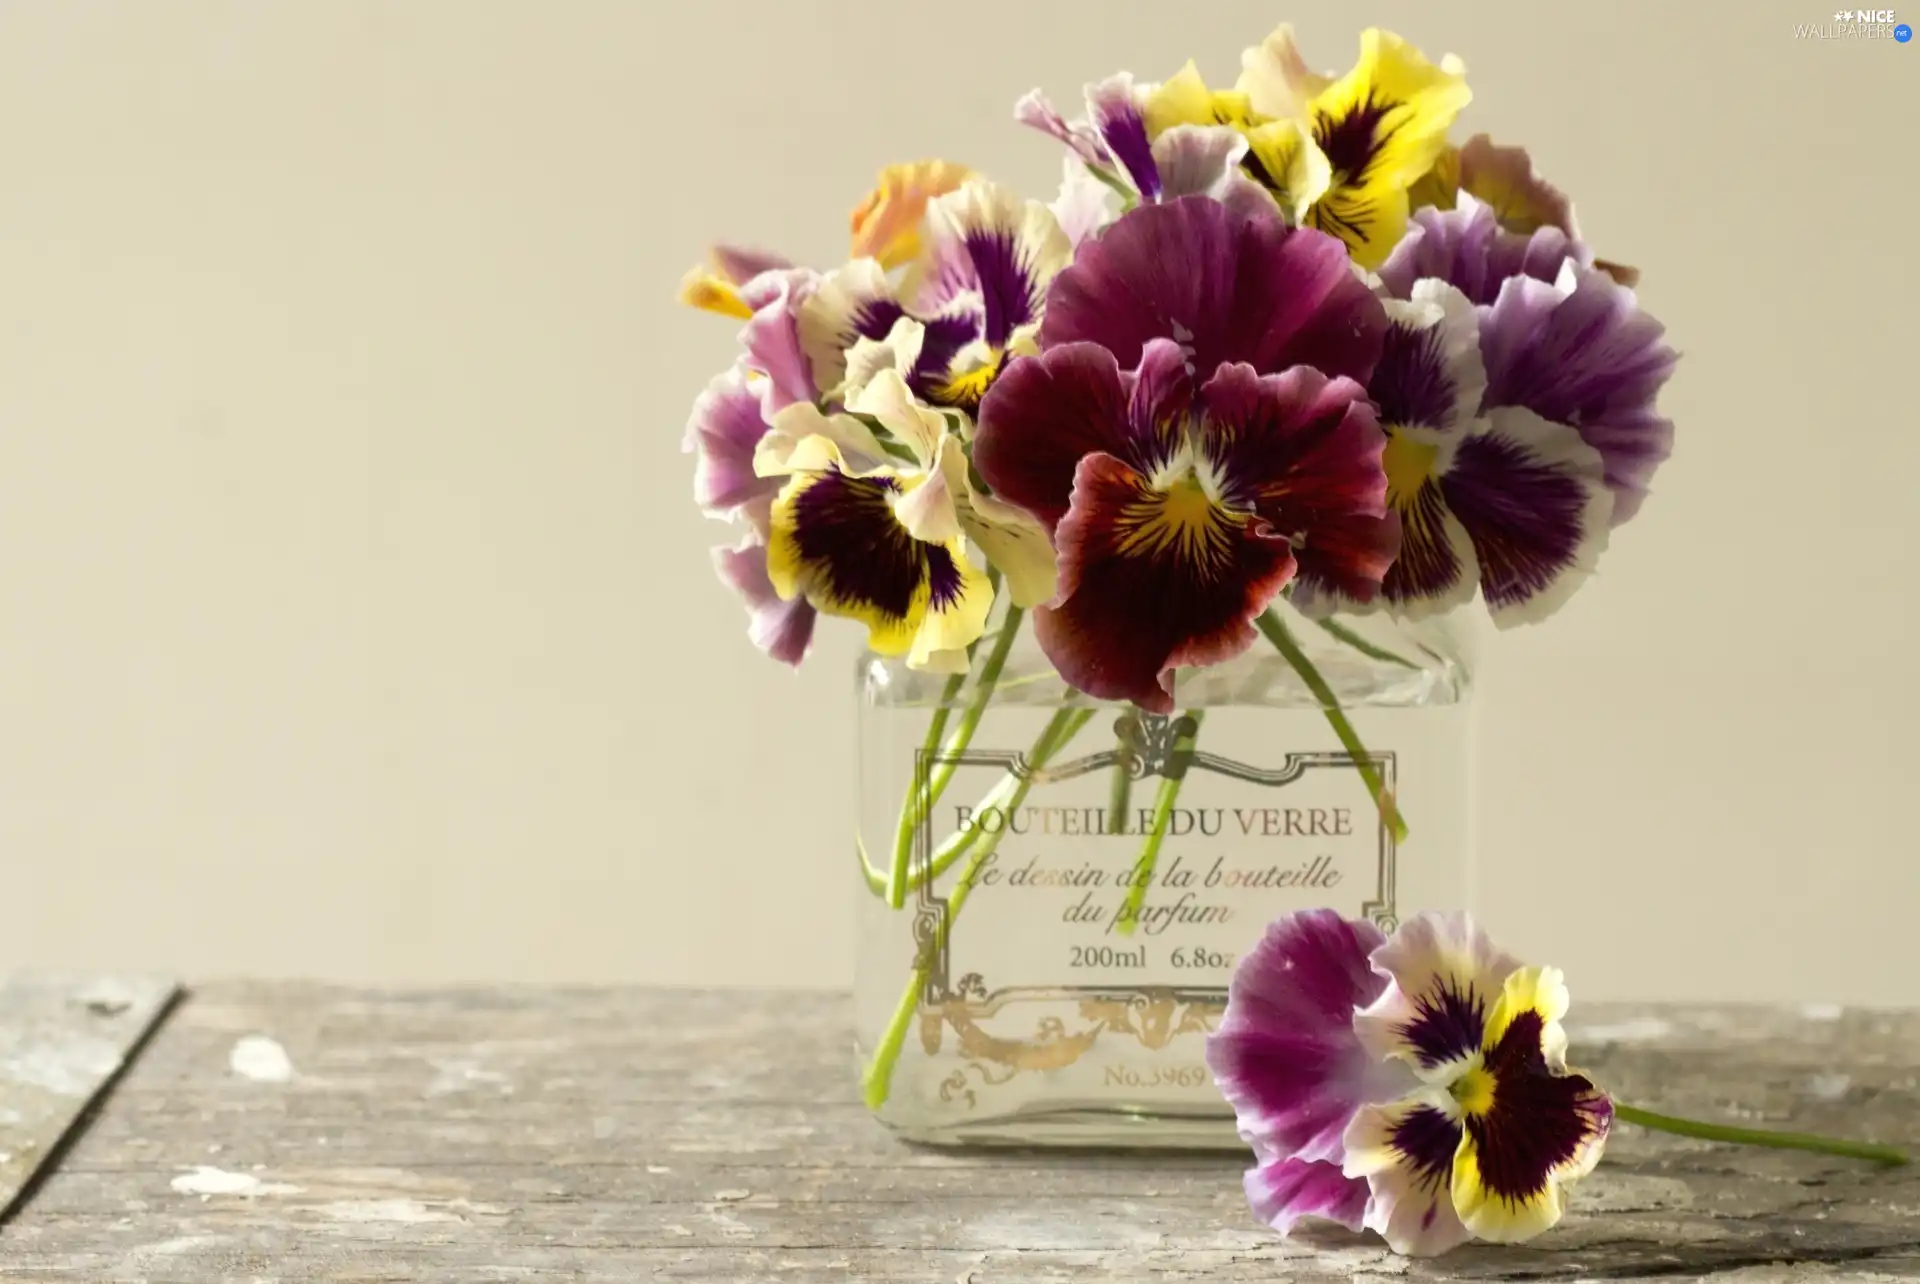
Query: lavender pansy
xmin=1377 ymin=192 xmax=1588 ymax=307
xmin=712 ymin=534 xmax=817 ymax=668
xmin=1294 ymin=279 xmax=1614 ymax=626
xmin=685 ymin=366 xmax=786 ymax=530
xmin=1014 ymin=88 xmax=1107 ymax=167
xmin=1477 ymin=261 xmax=1678 ymax=525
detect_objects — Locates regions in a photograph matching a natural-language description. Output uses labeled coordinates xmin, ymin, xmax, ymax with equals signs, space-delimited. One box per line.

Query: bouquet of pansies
xmin=681 ymin=19 xmax=1903 ymax=1258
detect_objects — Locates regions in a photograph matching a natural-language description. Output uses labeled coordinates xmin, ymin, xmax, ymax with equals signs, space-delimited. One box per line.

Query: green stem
xmin=885 ymin=605 xmax=1024 ymax=909
xmin=1257 ymin=609 xmax=1410 ymax=844
xmin=862 ymin=707 xmax=1094 ymax=1111
xmin=1084 ymin=162 xmax=1138 ymax=209
xmin=1616 ymin=1103 xmax=1909 ymax=1167
xmin=1106 ymin=740 xmax=1133 ymax=836
xmin=1315 ymin=616 xmax=1420 ymax=670
xmin=1114 ymin=711 xmax=1204 ymax=938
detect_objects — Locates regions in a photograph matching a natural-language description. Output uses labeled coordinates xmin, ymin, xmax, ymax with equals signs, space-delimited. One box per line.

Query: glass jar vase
xmin=852 ymin=595 xmax=1477 ymax=1148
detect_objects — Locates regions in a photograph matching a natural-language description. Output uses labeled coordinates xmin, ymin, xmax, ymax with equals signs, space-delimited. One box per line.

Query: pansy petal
xmin=907 ymin=540 xmax=994 ymax=674
xmin=1441 ymin=408 xmax=1612 ymax=626
xmin=1406 ymin=143 xmax=1461 ymax=214
xmin=1375 ymin=478 xmax=1480 ymax=618
xmin=1140 ymin=60 xmax=1221 ymax=136
xmin=676 ymin=267 xmax=753 ymax=320
xmin=710 ymin=244 xmax=793 ymax=285
xmin=754 ymin=403 xmax=892 ymax=480
xmin=907 ymin=181 xmax=1071 ymax=348
xmin=739 ymin=270 xmax=819 ymax=415
xmin=1375 ymin=281 xmax=1488 ymax=438
xmin=1478 ymin=261 xmax=1677 ymax=524
xmin=1087 ymin=73 xmax=1160 ymax=201
xmin=1243 ymin=119 xmax=1332 ymax=223
xmin=840 ymin=316 xmax=927 ymax=405
xmin=1151 ymin=125 xmax=1284 ymax=224
xmin=1377 ymin=192 xmax=1588 ymax=306
xmin=942 ymin=440 xmax=1059 ymax=609
xmin=798 ymin=258 xmax=899 ymax=395
xmin=712 ymin=535 xmax=816 ymax=667
xmin=1301 ymin=29 xmax=1471 ymax=269
xmin=847 ymin=367 xmax=949 ymax=469
xmin=1195 ymin=364 xmax=1397 ymax=604
xmin=1049 ymin=158 xmax=1119 ymax=249
xmin=799 ymin=259 xmax=985 ymax=409
xmin=1236 ymin=22 xmax=1336 ymax=120
xmin=1451 ymin=966 xmax=1614 ymax=1244
xmin=1245 ymin=1158 xmax=1371 ymax=1237
xmin=849 ymin=159 xmax=973 ymax=270
xmin=1457 ymin=135 xmax=1576 ymax=238
xmin=973 ymin=343 xmax=1135 ymax=533
xmin=1205 ymin=909 xmax=1407 ymax=1166
xmin=1343 ymin=1091 xmax=1472 ymax=1257
xmin=686 ymin=367 xmax=783 ymax=519
xmin=1354 ymin=911 xmax=1523 ymax=1082
xmin=767 ymin=447 xmax=989 ymax=664
xmin=1039 ymin=195 xmax=1388 ymax=385
xmin=1036 ymin=451 xmax=1297 ymax=713
xmin=891 ymin=460 xmax=964 ymax=546
xmin=1014 ymin=88 xmax=1106 ymax=167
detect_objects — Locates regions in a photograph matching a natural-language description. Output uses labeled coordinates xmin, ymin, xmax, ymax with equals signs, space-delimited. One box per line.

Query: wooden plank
xmin=0 ymin=973 xmax=180 ymax=1224
xmin=0 ymin=984 xmax=1915 ymax=1281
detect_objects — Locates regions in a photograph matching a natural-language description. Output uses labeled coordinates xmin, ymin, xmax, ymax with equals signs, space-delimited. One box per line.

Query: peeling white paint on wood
xmin=228 ymin=1034 xmax=295 ymax=1083
xmin=169 ymin=1166 xmax=303 ymax=1198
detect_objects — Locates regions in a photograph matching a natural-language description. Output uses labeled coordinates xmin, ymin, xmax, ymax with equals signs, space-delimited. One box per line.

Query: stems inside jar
xmin=1256 ymin=608 xmax=1409 ymax=844
xmin=862 ymin=706 xmax=1094 ymax=1111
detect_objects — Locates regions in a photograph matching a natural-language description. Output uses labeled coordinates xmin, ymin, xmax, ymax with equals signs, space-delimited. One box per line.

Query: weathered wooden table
xmin=1 ymin=977 xmax=1915 ymax=1281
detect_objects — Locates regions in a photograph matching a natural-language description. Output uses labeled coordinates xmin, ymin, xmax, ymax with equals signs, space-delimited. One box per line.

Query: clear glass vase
xmin=853 ymin=595 xmax=1479 ymax=1148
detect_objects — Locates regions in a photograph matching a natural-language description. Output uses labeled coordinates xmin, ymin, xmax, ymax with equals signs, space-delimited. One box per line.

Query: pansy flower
xmin=1028 ymin=27 xmax=1469 ymax=269
xmin=1346 ymin=914 xmax=1613 ymax=1252
xmin=683 ymin=269 xmax=830 ymax=665
xmin=974 ymin=197 xmax=1397 ymax=712
xmin=754 ymin=362 xmax=1054 ymax=671
xmin=1406 ymin=135 xmax=1642 ymax=287
xmin=677 ymin=161 xmax=973 ymax=318
xmin=1378 ymin=194 xmax=1678 ymax=525
xmin=1294 ymin=277 xmax=1614 ymax=625
xmin=800 ymin=179 xmax=1071 ymax=414
xmin=675 ymin=245 xmax=797 ymax=320
xmin=848 ymin=159 xmax=974 ymax=271
xmin=1205 ymin=910 xmax=1614 ymax=1257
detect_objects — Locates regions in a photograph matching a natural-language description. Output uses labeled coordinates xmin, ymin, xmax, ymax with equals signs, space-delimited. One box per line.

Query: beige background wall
xmin=0 ymin=0 xmax=1912 ymax=1003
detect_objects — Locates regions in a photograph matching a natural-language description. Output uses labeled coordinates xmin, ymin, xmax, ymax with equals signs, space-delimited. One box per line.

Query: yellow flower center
xmin=1450 ymin=1065 xmax=1496 ymax=1118
xmin=1382 ymin=430 xmax=1439 ymax=510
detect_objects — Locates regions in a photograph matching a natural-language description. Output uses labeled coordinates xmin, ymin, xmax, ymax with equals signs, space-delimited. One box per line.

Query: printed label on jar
xmin=913 ymin=710 xmax=1398 ymax=1004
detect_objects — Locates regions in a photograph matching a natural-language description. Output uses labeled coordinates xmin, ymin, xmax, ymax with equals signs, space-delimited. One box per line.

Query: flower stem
xmin=1256 ymin=609 xmax=1409 ymax=844
xmin=885 ymin=605 xmax=1024 ymax=909
xmin=862 ymin=706 xmax=1094 ymax=1111
xmin=1315 ymin=616 xmax=1420 ymax=670
xmin=1615 ymin=1103 xmax=1909 ymax=1167
xmin=1106 ymin=740 xmax=1133 ymax=835
xmin=1113 ymin=711 xmax=1204 ymax=938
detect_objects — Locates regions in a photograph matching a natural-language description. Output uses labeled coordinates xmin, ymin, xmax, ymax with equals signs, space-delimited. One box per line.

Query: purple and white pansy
xmin=1206 ymin=910 xmax=1615 ymax=1256
xmin=800 ymin=179 xmax=1071 ymax=415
